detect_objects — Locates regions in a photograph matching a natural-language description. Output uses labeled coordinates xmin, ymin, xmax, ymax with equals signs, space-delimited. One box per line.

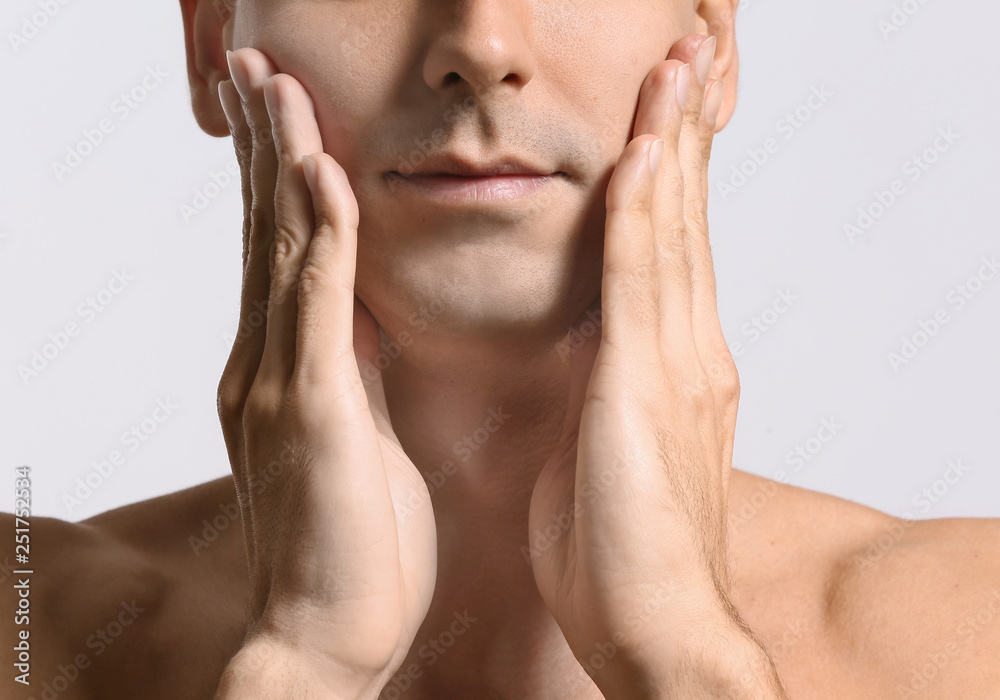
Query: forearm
xmin=214 ymin=639 xmax=384 ymax=700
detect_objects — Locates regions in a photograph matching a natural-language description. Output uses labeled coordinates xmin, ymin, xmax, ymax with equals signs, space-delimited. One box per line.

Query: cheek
xmin=539 ymin=6 xmax=685 ymax=163
xmin=233 ymin=3 xmax=402 ymax=177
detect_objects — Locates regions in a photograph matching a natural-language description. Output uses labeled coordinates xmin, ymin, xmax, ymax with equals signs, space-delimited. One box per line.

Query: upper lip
xmin=392 ymin=154 xmax=560 ymax=178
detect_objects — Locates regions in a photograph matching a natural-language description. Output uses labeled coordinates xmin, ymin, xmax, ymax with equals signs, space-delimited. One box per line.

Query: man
xmin=4 ymin=0 xmax=999 ymax=697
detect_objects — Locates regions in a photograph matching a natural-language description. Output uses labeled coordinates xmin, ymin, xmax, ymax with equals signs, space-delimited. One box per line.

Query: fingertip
xmin=648 ymin=138 xmax=665 ymax=179
xmin=218 ymin=80 xmax=242 ymax=131
xmin=233 ymin=46 xmax=280 ymax=80
xmin=269 ymin=73 xmax=317 ymax=119
xmin=301 ymin=155 xmax=318 ymax=193
xmin=303 ymin=153 xmax=360 ymax=230
xmin=704 ymin=79 xmax=725 ymax=128
xmin=262 ymin=76 xmax=278 ymax=124
xmin=607 ymin=135 xmax=661 ymax=211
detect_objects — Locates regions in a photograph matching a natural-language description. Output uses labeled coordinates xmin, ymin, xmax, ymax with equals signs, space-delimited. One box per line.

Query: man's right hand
xmin=212 ymin=48 xmax=437 ymax=699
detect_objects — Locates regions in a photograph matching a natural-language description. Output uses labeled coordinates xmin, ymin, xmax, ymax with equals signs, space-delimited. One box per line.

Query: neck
xmin=380 ymin=326 xmax=600 ymax=696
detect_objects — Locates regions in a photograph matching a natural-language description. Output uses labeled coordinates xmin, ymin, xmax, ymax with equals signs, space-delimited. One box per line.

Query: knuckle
xmin=682 ymin=109 xmax=702 ymax=131
xmin=658 ymin=223 xmax=688 ymax=259
xmin=297 ymin=258 xmax=334 ymax=293
xmin=217 ymin=375 xmax=243 ymax=417
xmin=609 ymin=189 xmax=652 ymax=220
xmin=712 ymin=357 xmax=741 ymax=403
xmin=243 ymin=380 xmax=285 ymax=427
xmin=217 ymin=372 xmax=250 ymax=435
xmin=233 ymin=138 xmax=253 ymax=169
xmin=686 ymin=206 xmax=709 ymax=232
xmin=275 ymin=144 xmax=298 ymax=171
xmin=271 ymin=225 xmax=303 ymax=271
xmin=629 ymin=258 xmax=657 ymax=288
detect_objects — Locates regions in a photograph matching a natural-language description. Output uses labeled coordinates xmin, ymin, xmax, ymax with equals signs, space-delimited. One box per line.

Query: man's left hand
xmin=528 ymin=34 xmax=786 ymax=699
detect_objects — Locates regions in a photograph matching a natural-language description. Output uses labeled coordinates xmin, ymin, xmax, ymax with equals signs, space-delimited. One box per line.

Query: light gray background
xmin=2 ymin=0 xmax=997 ymax=523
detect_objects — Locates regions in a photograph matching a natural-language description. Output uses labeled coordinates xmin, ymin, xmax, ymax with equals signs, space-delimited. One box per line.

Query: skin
xmin=4 ymin=0 xmax=1000 ymax=698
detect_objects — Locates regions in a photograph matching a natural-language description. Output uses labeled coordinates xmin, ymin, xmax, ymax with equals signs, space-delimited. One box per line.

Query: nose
xmin=422 ymin=0 xmax=536 ymax=99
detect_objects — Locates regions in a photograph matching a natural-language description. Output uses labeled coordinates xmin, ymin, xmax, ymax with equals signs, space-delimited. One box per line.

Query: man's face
xmin=227 ymin=1 xmax=697 ymax=344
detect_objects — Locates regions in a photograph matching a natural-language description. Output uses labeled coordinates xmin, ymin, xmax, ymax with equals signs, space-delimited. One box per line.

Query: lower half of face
xmin=233 ymin=0 xmax=688 ymax=344
xmin=354 ymin=171 xmax=610 ymax=346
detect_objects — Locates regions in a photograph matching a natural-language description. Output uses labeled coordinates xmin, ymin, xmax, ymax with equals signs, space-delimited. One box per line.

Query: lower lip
xmin=386 ymin=172 xmax=561 ymax=204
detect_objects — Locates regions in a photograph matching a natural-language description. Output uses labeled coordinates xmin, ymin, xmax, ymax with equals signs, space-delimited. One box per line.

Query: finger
xmin=665 ymin=33 xmax=709 ymax=65
xmin=600 ymin=135 xmax=662 ymax=363
xmin=678 ymin=38 xmax=734 ymax=421
xmin=218 ymin=79 xmax=252 ymax=273
xmin=219 ymin=47 xmax=278 ymax=578
xmin=257 ymin=73 xmax=325 ymax=386
xmin=218 ymin=71 xmax=266 ymax=578
xmin=294 ymin=152 xmax=361 ymax=387
xmin=679 ymin=38 xmax=728 ymax=361
xmin=674 ymin=36 xmax=737 ymax=498
xmin=224 ymin=48 xmax=280 ymax=385
xmin=219 ymin=79 xmax=270 ymax=394
xmin=636 ymin=59 xmax=697 ymax=359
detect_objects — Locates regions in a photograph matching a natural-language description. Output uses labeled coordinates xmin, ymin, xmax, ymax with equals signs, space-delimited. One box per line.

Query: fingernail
xmin=218 ymin=80 xmax=241 ymax=129
xmin=226 ymin=50 xmax=251 ymax=101
xmin=675 ymin=63 xmax=691 ymax=107
xmin=705 ymin=80 xmax=725 ymax=127
xmin=648 ymin=139 xmax=664 ymax=178
xmin=695 ymin=36 xmax=717 ymax=85
xmin=262 ymin=76 xmax=278 ymax=123
xmin=301 ymin=155 xmax=318 ymax=192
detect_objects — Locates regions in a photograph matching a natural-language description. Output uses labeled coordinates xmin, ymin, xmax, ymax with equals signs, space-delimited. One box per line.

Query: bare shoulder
xmin=831 ymin=515 xmax=1000 ymax=697
xmin=727 ymin=470 xmax=1000 ymax=698
xmin=1 ymin=477 xmax=248 ymax=699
